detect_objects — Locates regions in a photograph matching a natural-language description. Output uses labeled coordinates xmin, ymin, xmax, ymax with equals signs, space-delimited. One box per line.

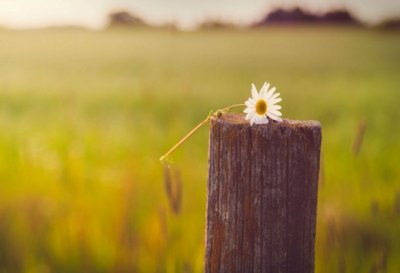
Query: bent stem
xmin=159 ymin=103 xmax=244 ymax=163
xmin=219 ymin=103 xmax=246 ymax=113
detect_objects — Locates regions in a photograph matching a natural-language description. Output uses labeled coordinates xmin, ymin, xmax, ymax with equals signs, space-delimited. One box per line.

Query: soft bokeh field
xmin=0 ymin=27 xmax=399 ymax=272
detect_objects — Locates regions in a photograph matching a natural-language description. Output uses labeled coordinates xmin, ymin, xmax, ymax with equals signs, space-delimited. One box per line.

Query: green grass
xmin=0 ymin=26 xmax=399 ymax=272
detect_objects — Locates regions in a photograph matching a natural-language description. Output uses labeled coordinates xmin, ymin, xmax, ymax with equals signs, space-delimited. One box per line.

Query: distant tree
xmin=319 ymin=10 xmax=360 ymax=25
xmin=253 ymin=8 xmax=318 ymax=26
xmin=108 ymin=11 xmax=148 ymax=28
xmin=253 ymin=7 xmax=361 ymax=27
xmin=198 ymin=19 xmax=235 ymax=30
xmin=379 ymin=19 xmax=400 ymax=29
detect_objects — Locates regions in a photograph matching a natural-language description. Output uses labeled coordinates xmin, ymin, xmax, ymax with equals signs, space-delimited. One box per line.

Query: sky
xmin=0 ymin=0 xmax=399 ymax=29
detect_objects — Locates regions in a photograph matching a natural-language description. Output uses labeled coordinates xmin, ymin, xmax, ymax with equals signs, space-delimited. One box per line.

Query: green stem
xmin=219 ymin=103 xmax=245 ymax=113
xmin=159 ymin=103 xmax=245 ymax=163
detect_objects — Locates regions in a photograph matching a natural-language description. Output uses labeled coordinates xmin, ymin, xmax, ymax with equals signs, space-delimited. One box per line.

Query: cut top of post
xmin=211 ymin=113 xmax=321 ymax=130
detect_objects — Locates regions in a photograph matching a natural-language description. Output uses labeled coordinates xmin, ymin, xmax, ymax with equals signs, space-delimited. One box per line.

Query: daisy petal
xmin=251 ymin=83 xmax=258 ymax=99
xmin=269 ymin=97 xmax=282 ymax=105
xmin=250 ymin=116 xmax=256 ymax=125
xmin=269 ymin=92 xmax=280 ymax=101
xmin=253 ymin=115 xmax=260 ymax=123
xmin=246 ymin=111 xmax=255 ymax=121
xmin=268 ymin=114 xmax=282 ymax=122
xmin=269 ymin=105 xmax=282 ymax=111
xmin=246 ymin=97 xmax=255 ymax=104
xmin=260 ymin=82 xmax=269 ymax=97
xmin=258 ymin=117 xmax=269 ymax=124
xmin=268 ymin=109 xmax=282 ymax=116
xmin=243 ymin=107 xmax=251 ymax=113
xmin=266 ymin=86 xmax=276 ymax=99
xmin=245 ymin=100 xmax=255 ymax=107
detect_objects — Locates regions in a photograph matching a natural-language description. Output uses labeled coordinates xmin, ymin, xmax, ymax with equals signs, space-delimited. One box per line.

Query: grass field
xmin=0 ymin=26 xmax=399 ymax=272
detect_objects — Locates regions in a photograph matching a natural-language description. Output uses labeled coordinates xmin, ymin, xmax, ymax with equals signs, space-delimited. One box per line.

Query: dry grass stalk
xmin=163 ymin=166 xmax=182 ymax=214
xmin=352 ymin=118 xmax=367 ymax=156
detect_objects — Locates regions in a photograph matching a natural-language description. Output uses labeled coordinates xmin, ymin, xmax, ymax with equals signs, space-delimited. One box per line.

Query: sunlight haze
xmin=0 ymin=0 xmax=399 ymax=29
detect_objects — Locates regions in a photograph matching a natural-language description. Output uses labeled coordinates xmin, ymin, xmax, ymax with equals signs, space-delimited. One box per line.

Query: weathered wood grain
xmin=205 ymin=113 xmax=321 ymax=273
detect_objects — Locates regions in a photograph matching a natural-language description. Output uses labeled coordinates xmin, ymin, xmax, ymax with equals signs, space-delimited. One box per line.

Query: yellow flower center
xmin=255 ymin=99 xmax=267 ymax=115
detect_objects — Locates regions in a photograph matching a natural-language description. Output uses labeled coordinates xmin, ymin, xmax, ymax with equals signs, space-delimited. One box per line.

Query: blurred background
xmin=0 ymin=0 xmax=399 ymax=272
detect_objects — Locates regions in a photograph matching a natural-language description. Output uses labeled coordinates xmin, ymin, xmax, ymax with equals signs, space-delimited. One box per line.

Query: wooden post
xmin=205 ymin=113 xmax=321 ymax=273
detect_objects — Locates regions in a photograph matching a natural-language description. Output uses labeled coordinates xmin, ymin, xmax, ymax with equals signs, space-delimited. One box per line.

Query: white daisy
xmin=243 ymin=82 xmax=282 ymax=125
